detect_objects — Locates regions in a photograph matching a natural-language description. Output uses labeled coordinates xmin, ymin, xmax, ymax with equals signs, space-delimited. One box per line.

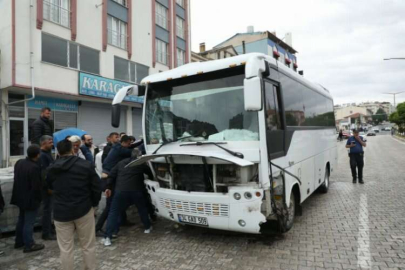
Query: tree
xmin=389 ymin=102 xmax=405 ymax=133
xmin=372 ymin=108 xmax=387 ymax=124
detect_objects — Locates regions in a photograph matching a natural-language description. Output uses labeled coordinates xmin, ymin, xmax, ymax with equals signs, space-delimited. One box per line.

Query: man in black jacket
xmin=47 ymin=139 xmax=101 ymax=270
xmin=102 ymin=135 xmax=132 ymax=174
xmin=10 ymin=145 xmax=44 ymax=253
xmin=103 ymin=149 xmax=153 ymax=246
xmin=39 ymin=135 xmax=56 ymax=241
xmin=31 ymin=107 xmax=53 ymax=145
xmin=101 ymin=132 xmax=119 ymax=163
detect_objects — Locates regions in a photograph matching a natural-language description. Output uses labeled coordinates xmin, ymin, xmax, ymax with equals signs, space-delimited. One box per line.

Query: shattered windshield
xmin=145 ymin=71 xmax=259 ymax=145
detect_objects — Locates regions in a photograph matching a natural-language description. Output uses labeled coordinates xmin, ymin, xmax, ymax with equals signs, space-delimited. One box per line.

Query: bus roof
xmin=141 ymin=53 xmax=332 ymax=99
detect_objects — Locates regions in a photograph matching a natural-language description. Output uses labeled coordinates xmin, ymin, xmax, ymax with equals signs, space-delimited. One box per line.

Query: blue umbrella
xmin=53 ymin=128 xmax=87 ymax=146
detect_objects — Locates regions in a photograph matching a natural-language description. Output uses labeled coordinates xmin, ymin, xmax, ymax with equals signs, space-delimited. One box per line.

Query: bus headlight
xmin=244 ymin=192 xmax=252 ymax=200
xmin=234 ymin=193 xmax=241 ymax=200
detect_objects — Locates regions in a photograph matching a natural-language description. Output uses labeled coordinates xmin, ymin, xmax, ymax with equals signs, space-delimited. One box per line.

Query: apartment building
xmin=0 ymin=0 xmax=191 ymax=165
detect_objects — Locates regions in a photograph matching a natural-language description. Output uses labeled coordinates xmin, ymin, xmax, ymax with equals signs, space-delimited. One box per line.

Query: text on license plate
xmin=178 ymin=214 xmax=208 ymax=226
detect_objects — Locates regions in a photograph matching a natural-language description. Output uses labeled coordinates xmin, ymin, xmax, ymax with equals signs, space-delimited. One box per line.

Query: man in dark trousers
xmin=10 ymin=145 xmax=45 ymax=253
xmin=346 ymin=129 xmax=367 ymax=184
xmin=39 ymin=135 xmax=56 ymax=241
xmin=31 ymin=107 xmax=53 ymax=145
xmin=47 ymin=139 xmax=101 ymax=270
xmin=101 ymin=132 xmax=119 ymax=164
xmin=103 ymin=149 xmax=153 ymax=246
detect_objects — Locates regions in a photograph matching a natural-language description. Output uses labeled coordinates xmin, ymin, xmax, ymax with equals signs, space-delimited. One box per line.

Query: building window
xmin=43 ymin=0 xmax=70 ymax=28
xmin=114 ymin=57 xmax=149 ymax=83
xmin=42 ymin=33 xmax=100 ymax=74
xmin=155 ymin=2 xmax=168 ymax=30
xmin=177 ymin=48 xmax=185 ymax=66
xmin=176 ymin=16 xmax=185 ymax=39
xmin=112 ymin=0 xmax=127 ymax=7
xmin=107 ymin=16 xmax=127 ymax=50
xmin=156 ymin=39 xmax=168 ymax=65
xmin=176 ymin=0 xmax=184 ymax=7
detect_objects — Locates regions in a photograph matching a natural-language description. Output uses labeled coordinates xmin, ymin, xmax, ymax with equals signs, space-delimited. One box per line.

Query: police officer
xmin=346 ymin=129 xmax=367 ymax=184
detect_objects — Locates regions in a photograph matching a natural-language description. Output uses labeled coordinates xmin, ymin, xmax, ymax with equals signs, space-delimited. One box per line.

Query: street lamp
xmin=383 ymin=92 xmax=405 ymax=109
xmin=383 ymin=58 xmax=405 ymax=110
xmin=383 ymin=58 xmax=405 ymax=60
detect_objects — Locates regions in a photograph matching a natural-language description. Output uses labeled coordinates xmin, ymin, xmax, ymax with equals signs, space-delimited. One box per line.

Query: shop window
xmin=42 ymin=33 xmax=100 ymax=74
xmin=80 ymin=46 xmax=100 ymax=75
xmin=114 ymin=56 xmax=149 ymax=83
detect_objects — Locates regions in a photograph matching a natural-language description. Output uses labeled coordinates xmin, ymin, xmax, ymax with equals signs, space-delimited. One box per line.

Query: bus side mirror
xmin=112 ymin=104 xmax=121 ymax=128
xmin=111 ymin=84 xmax=146 ymax=128
xmin=244 ymin=77 xmax=262 ymax=111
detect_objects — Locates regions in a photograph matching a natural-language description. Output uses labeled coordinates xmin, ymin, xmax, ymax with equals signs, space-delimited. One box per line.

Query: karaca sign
xmin=79 ymin=72 xmax=143 ymax=103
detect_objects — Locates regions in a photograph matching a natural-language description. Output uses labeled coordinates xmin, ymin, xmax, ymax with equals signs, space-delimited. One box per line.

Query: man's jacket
xmin=47 ymin=156 xmax=101 ymax=222
xmin=107 ymin=157 xmax=153 ymax=192
xmin=31 ymin=117 xmax=53 ymax=145
xmin=102 ymin=143 xmax=132 ymax=173
xmin=10 ymin=158 xmax=42 ymax=210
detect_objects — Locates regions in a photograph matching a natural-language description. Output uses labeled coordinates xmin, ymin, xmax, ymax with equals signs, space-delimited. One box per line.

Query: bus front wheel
xmin=278 ymin=192 xmax=295 ymax=233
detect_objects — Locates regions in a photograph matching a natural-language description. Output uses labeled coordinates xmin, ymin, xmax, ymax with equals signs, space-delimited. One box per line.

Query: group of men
xmin=7 ymin=107 xmax=154 ymax=270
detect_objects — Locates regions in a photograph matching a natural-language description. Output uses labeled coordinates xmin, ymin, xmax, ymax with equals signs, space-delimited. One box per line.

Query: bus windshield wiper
xmin=152 ymin=135 xmax=195 ymax=155
xmin=180 ymin=141 xmax=244 ymax=159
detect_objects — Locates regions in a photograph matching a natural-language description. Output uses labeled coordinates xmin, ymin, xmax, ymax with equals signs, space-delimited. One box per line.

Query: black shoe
xmin=352 ymin=179 xmax=357 ymax=183
xmin=42 ymin=234 xmax=57 ymax=241
xmin=23 ymin=243 xmax=45 ymax=253
xmin=121 ymin=221 xmax=136 ymax=227
xmin=359 ymin=180 xmax=364 ymax=184
xmin=150 ymin=214 xmax=158 ymax=223
xmin=14 ymin=243 xmax=24 ymax=249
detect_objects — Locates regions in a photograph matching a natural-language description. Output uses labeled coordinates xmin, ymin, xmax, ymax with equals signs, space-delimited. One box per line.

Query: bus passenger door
xmin=263 ymin=81 xmax=284 ymax=158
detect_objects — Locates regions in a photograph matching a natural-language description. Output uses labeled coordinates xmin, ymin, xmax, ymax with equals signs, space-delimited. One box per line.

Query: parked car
xmin=367 ymin=131 xmax=376 ymax=136
xmin=373 ymin=128 xmax=380 ymax=133
xmin=385 ymin=127 xmax=391 ymax=131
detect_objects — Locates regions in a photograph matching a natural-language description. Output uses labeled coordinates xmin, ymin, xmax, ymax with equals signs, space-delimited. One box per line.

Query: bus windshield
xmin=145 ymin=73 xmax=259 ymax=145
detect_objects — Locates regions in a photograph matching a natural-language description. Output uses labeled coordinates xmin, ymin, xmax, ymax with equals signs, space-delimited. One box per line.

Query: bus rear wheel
xmin=278 ymin=192 xmax=295 ymax=233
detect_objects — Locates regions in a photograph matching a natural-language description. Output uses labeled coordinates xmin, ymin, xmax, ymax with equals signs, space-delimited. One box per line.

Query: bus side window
xmin=264 ymin=81 xmax=284 ymax=157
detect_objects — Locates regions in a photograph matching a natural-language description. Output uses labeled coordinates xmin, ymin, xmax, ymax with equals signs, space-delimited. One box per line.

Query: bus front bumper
xmin=144 ymin=180 xmax=266 ymax=234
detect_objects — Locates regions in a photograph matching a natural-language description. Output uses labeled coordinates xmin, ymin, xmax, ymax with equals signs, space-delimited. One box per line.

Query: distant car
xmin=385 ymin=127 xmax=391 ymax=131
xmin=367 ymin=131 xmax=376 ymax=136
xmin=373 ymin=128 xmax=380 ymax=133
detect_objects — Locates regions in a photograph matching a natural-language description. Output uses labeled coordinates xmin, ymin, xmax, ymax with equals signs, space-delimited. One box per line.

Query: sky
xmin=190 ymin=0 xmax=405 ymax=106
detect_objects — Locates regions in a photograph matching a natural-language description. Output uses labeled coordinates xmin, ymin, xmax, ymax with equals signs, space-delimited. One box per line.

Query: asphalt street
xmin=1 ymin=133 xmax=404 ymax=270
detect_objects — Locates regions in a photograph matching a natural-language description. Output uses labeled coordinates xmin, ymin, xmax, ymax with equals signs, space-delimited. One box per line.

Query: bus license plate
xmin=178 ymin=214 xmax=208 ymax=226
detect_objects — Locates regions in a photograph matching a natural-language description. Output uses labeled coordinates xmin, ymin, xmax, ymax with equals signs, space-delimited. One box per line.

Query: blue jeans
xmin=105 ymin=191 xmax=151 ymax=239
xmin=41 ymin=190 xmax=53 ymax=237
xmin=15 ymin=208 xmax=38 ymax=249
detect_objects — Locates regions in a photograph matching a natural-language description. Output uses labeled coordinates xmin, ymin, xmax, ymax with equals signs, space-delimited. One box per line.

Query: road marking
xmin=357 ymin=193 xmax=372 ymax=269
xmin=391 ymin=136 xmax=405 ymax=145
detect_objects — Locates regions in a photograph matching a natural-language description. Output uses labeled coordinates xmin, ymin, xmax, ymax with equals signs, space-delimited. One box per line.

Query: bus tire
xmin=278 ymin=192 xmax=295 ymax=233
xmin=319 ymin=168 xmax=329 ymax=194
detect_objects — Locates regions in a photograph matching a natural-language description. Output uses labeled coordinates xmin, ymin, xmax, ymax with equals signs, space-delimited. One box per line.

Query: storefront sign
xmin=79 ymin=72 xmax=143 ymax=103
xmin=27 ymin=96 xmax=78 ymax=112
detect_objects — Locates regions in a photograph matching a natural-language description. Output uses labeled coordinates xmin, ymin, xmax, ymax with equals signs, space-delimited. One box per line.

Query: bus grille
xmin=159 ymin=198 xmax=229 ymax=217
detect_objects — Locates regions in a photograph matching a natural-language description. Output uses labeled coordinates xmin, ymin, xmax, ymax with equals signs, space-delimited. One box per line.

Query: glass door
xmin=9 ymin=118 xmax=25 ymax=156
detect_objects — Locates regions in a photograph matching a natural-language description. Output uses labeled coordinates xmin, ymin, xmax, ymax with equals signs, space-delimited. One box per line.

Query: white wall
xmin=0 ymin=0 xmax=13 ymax=88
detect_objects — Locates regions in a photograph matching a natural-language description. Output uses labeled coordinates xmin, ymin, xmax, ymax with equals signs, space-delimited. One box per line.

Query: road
xmin=1 ymin=134 xmax=404 ymax=270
